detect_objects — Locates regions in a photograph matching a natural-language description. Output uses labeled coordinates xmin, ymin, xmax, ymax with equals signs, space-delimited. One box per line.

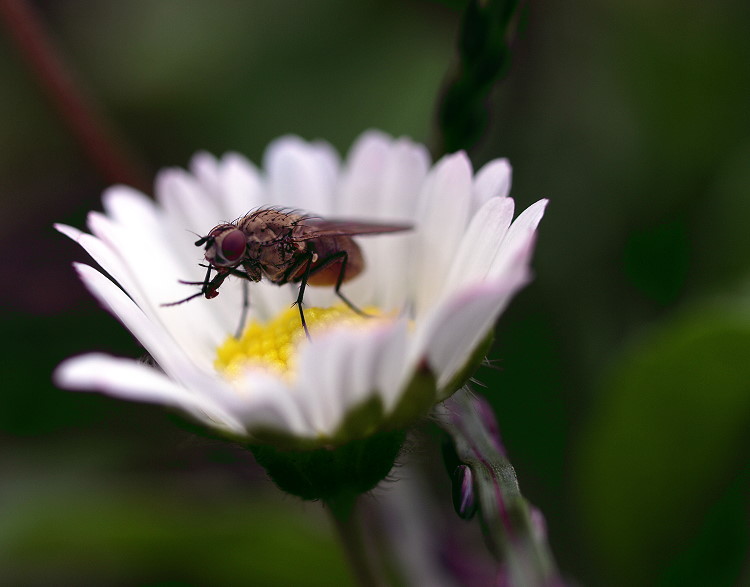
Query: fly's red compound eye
xmin=220 ymin=229 xmax=246 ymax=262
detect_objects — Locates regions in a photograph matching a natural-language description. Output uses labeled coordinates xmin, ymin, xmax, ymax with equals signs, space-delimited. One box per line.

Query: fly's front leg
xmin=234 ymin=263 xmax=257 ymax=338
xmin=164 ymin=265 xmax=225 ymax=306
xmin=230 ymin=280 xmax=248 ymax=338
xmin=219 ymin=262 xmax=258 ymax=338
xmin=175 ymin=264 xmax=214 ymax=290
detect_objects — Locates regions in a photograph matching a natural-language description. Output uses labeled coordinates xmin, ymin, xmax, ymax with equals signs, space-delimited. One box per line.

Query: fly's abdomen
xmin=305 ymin=236 xmax=364 ymax=286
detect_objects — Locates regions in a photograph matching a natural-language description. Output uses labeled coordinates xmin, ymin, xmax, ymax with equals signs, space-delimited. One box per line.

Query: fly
xmin=163 ymin=208 xmax=411 ymax=338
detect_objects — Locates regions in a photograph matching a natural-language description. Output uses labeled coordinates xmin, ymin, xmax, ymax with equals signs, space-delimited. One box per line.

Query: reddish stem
xmin=0 ymin=0 xmax=150 ymax=191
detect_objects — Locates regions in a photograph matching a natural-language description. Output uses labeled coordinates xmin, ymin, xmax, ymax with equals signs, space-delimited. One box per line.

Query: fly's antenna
xmin=185 ymin=229 xmax=209 ymax=247
xmin=194 ymin=235 xmax=214 ymax=248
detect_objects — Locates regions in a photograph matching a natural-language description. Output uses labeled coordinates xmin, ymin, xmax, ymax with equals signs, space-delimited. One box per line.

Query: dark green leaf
xmin=575 ymin=304 xmax=750 ymax=585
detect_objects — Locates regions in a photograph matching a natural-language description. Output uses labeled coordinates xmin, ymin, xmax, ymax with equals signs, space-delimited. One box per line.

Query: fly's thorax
xmin=251 ymin=237 xmax=308 ymax=284
xmin=238 ymin=209 xmax=304 ymax=244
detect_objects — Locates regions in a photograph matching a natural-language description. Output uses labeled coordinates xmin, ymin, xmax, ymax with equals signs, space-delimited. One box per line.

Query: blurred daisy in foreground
xmin=54 ymin=131 xmax=546 ymax=456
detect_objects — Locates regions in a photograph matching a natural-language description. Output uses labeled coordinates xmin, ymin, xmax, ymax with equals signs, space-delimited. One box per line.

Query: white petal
xmin=55 ymin=222 xmax=83 ymax=242
xmin=295 ymin=320 xmax=406 ymax=435
xmin=472 ymin=158 xmax=512 ymax=211
xmin=340 ymin=322 xmax=405 ymax=409
xmin=295 ymin=333 xmax=351 ymax=434
xmin=217 ymin=153 xmax=265 ymax=220
xmin=374 ymin=320 xmax=410 ymax=411
xmin=73 ymin=262 xmax=217 ymax=377
xmin=85 ymin=211 xmax=231 ymax=351
xmin=334 ymin=133 xmax=429 ymax=309
xmin=55 ymin=223 xmax=138 ymax=299
xmin=98 ymin=183 xmax=202 ymax=272
xmin=413 ymin=152 xmax=473 ymax=315
xmin=246 ymin=279 xmax=296 ymax=323
xmin=263 ymin=136 xmax=340 ymax=213
xmin=191 ymin=150 xmax=260 ymax=221
xmin=332 ymin=129 xmax=429 ymax=219
xmin=219 ymin=372 xmax=313 ymax=438
xmin=189 ymin=151 xmax=222 ymax=193
xmin=489 ymin=199 xmax=548 ymax=280
xmin=335 ymin=129 xmax=428 ymax=218
xmin=62 ymin=266 xmax=318 ymax=439
xmin=85 ymin=212 xmax=166 ymax=312
xmin=376 ymin=138 xmax=431 ymax=219
xmin=335 ymin=130 xmax=392 ymax=217
xmin=412 ymin=281 xmax=528 ymax=392
xmin=155 ymin=168 xmax=223 ymax=237
xmin=367 ymin=138 xmax=431 ymax=310
xmin=444 ymin=196 xmax=515 ymax=289
xmin=99 ymin=184 xmax=194 ymax=293
xmin=308 ymin=139 xmax=341 ymax=196
xmin=54 ymin=353 xmax=245 ymax=434
xmin=73 ymin=263 xmax=260 ymax=425
xmin=101 ymin=185 xmax=161 ymax=230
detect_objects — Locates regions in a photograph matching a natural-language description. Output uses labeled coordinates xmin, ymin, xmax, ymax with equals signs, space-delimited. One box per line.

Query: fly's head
xmin=197 ymin=224 xmax=246 ymax=269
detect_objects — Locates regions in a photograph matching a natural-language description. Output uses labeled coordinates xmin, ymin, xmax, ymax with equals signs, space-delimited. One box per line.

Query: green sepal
xmin=249 ymin=429 xmax=406 ymax=501
xmin=170 ymin=413 xmax=317 ymax=452
xmin=332 ymin=395 xmax=385 ymax=444
xmin=388 ymin=361 xmax=438 ymax=428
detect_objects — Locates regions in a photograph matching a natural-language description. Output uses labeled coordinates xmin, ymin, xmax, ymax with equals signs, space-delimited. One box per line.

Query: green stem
xmin=432 ymin=0 xmax=525 ymax=157
xmin=326 ymin=494 xmax=380 ymax=587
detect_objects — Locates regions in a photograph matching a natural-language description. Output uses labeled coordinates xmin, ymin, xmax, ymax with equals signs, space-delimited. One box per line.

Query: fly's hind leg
xmin=293 ymin=252 xmax=315 ymax=340
xmin=312 ymin=251 xmax=371 ymax=318
xmin=290 ymin=251 xmax=371 ymax=341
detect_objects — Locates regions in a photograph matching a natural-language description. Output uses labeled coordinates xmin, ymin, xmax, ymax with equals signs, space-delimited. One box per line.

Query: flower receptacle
xmin=249 ymin=428 xmax=407 ymax=501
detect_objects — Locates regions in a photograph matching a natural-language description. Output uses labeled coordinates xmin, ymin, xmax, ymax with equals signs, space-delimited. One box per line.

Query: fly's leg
xmin=279 ymin=250 xmax=321 ymax=340
xmin=286 ymin=251 xmax=370 ymax=340
xmin=214 ymin=264 xmax=256 ymax=338
xmin=177 ymin=264 xmax=214 ymax=289
xmin=163 ymin=265 xmax=224 ymax=306
xmin=294 ymin=252 xmax=315 ymax=340
xmin=236 ymin=279 xmax=249 ymax=339
xmin=312 ymin=250 xmax=370 ymax=318
xmin=162 ymin=265 xmax=252 ymax=336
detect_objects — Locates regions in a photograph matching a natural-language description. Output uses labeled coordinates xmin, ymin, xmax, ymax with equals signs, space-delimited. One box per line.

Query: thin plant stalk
xmin=0 ymin=0 xmax=150 ymax=191
xmin=326 ymin=494 xmax=381 ymax=587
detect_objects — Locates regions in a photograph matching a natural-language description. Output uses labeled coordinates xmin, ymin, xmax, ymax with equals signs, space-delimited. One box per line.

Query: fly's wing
xmin=290 ymin=218 xmax=412 ymax=241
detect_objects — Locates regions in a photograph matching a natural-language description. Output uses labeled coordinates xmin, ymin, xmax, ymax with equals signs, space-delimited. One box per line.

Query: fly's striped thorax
xmin=237 ymin=209 xmax=305 ymax=245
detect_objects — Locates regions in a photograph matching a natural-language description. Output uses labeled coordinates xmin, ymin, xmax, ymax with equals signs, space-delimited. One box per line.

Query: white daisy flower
xmin=54 ymin=130 xmax=547 ymax=450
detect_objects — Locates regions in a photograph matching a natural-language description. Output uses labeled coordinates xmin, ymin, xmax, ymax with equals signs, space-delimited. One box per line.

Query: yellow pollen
xmin=215 ymin=305 xmax=381 ymax=380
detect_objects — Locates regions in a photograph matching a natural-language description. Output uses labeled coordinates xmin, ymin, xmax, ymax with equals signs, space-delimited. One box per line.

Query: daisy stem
xmin=0 ymin=0 xmax=150 ymax=191
xmin=326 ymin=493 xmax=380 ymax=587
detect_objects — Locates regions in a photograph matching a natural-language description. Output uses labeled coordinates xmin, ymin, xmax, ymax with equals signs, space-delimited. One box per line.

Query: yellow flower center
xmin=215 ymin=305 xmax=380 ymax=380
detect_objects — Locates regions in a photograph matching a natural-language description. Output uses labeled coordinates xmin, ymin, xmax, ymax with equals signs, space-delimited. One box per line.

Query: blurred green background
xmin=1 ymin=0 xmax=749 ymax=585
